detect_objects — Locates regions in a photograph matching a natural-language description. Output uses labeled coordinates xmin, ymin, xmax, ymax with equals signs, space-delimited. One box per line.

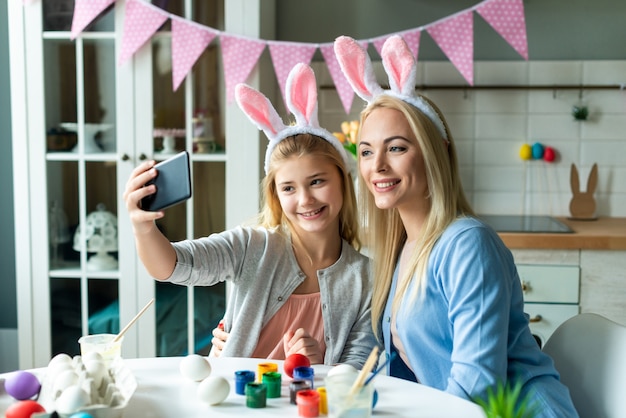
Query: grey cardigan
xmin=168 ymin=226 xmax=377 ymax=368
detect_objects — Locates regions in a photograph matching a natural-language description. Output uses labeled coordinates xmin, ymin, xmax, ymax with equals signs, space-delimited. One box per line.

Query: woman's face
xmin=358 ymin=107 xmax=429 ymax=215
xmin=274 ymin=153 xmax=343 ymax=237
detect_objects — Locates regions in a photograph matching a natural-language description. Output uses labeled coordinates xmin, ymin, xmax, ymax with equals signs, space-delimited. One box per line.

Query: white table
xmin=1 ymin=357 xmax=486 ymax=417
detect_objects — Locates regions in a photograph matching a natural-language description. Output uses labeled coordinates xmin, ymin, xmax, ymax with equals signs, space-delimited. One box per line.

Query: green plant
xmin=474 ymin=380 xmax=537 ymax=418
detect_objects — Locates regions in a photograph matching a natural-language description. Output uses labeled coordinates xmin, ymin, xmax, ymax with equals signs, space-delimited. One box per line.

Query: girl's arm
xmin=123 ymin=160 xmax=177 ymax=281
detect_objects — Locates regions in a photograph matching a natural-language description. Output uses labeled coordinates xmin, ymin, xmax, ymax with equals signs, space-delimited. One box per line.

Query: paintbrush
xmin=348 ymin=346 xmax=379 ymax=395
xmin=363 ymin=351 xmax=397 ymax=386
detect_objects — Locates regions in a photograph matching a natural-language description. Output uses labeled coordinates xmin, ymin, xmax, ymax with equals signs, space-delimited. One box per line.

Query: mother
xmin=334 ymin=35 xmax=578 ymax=417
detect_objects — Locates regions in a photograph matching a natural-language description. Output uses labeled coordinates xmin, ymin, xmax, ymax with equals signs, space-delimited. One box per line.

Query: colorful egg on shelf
xmin=543 ymin=146 xmax=556 ymax=162
xmin=531 ymin=142 xmax=544 ymax=159
xmin=519 ymin=143 xmax=532 ymax=160
xmin=4 ymin=371 xmax=41 ymax=400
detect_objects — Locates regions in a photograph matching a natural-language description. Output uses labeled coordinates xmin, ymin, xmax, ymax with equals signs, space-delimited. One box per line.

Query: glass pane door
xmin=150 ymin=0 xmax=226 ymax=356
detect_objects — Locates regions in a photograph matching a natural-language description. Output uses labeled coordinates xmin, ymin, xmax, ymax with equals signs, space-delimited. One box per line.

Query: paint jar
xmin=262 ymin=371 xmax=282 ymax=398
xmin=234 ymin=370 xmax=256 ymax=395
xmin=316 ymin=387 xmax=328 ymax=415
xmin=257 ymin=362 xmax=278 ymax=382
xmin=293 ymin=366 xmax=315 ymax=389
xmin=324 ymin=373 xmax=373 ymax=418
xmin=245 ymin=382 xmax=267 ymax=408
xmin=289 ymin=379 xmax=312 ymax=405
xmin=297 ymin=389 xmax=320 ymax=417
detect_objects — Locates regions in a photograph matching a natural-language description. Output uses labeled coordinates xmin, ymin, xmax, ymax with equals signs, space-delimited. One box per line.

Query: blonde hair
xmin=357 ymin=95 xmax=474 ymax=338
xmin=259 ymin=134 xmax=361 ymax=250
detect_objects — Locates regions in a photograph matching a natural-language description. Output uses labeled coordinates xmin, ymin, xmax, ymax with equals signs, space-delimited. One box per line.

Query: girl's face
xmin=274 ymin=153 xmax=343 ymax=237
xmin=359 ymin=107 xmax=429 ymax=215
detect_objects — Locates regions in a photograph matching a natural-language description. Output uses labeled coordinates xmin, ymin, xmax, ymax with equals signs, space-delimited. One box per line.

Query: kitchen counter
xmin=498 ymin=217 xmax=626 ymax=250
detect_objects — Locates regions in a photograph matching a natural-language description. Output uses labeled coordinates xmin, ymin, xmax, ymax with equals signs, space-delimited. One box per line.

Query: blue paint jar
xmin=234 ymin=370 xmax=256 ymax=395
xmin=293 ymin=366 xmax=315 ymax=389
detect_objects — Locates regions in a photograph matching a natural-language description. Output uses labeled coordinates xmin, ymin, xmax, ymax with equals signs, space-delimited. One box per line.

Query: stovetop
xmin=477 ymin=214 xmax=574 ymax=233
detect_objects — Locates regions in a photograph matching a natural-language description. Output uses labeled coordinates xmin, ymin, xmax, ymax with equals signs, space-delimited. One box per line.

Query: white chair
xmin=542 ymin=313 xmax=626 ymax=418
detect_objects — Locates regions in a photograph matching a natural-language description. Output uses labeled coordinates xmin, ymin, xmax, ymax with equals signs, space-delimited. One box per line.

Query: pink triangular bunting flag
xmin=220 ymin=34 xmax=266 ymax=103
xmin=320 ymin=40 xmax=368 ymax=114
xmin=476 ymin=0 xmax=528 ymax=60
xmin=399 ymin=29 xmax=422 ymax=60
xmin=71 ymin=0 xmax=115 ymax=39
xmin=171 ymin=18 xmax=218 ymax=91
xmin=427 ymin=10 xmax=474 ymax=85
xmin=268 ymin=41 xmax=318 ymax=107
xmin=118 ymin=0 xmax=169 ymax=66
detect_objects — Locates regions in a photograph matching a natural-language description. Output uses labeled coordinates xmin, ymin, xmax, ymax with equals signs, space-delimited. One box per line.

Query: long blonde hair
xmin=259 ymin=133 xmax=361 ymax=250
xmin=358 ymin=95 xmax=474 ymax=338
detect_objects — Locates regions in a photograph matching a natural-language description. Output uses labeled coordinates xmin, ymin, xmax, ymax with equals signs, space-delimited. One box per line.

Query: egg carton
xmin=34 ymin=355 xmax=136 ymax=418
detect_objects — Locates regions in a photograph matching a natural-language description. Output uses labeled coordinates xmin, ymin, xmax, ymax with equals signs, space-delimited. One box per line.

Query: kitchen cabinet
xmin=511 ymin=250 xmax=581 ymax=346
xmin=8 ymin=0 xmax=266 ymax=369
xmin=517 ymin=264 xmax=580 ymax=346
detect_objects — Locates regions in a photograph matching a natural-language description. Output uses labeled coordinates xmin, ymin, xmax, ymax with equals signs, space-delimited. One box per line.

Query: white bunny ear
xmin=235 ymin=83 xmax=286 ymax=141
xmin=235 ymin=65 xmax=351 ymax=174
xmin=381 ymin=35 xmax=417 ymax=98
xmin=333 ymin=36 xmax=384 ymax=102
xmin=286 ymin=63 xmax=320 ymax=128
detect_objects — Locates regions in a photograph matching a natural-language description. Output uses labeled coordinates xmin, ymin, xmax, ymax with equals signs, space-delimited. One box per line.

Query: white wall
xmin=313 ymin=60 xmax=626 ymax=218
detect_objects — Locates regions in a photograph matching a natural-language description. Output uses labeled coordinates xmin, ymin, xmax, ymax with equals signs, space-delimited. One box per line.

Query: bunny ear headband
xmin=235 ymin=63 xmax=350 ymax=174
xmin=333 ymin=35 xmax=448 ymax=141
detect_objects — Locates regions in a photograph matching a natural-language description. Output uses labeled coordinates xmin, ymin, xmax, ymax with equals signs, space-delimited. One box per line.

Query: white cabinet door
xmin=9 ymin=0 xmax=265 ymax=368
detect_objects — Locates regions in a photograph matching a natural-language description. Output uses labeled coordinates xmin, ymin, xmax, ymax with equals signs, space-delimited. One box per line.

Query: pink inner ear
xmin=289 ymin=65 xmax=317 ymax=122
xmin=238 ymin=88 xmax=278 ymax=135
xmin=382 ymin=37 xmax=414 ymax=94
xmin=336 ymin=39 xmax=372 ymax=97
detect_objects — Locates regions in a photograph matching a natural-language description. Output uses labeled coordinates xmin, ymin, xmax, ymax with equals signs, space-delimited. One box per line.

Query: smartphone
xmin=141 ymin=151 xmax=192 ymax=211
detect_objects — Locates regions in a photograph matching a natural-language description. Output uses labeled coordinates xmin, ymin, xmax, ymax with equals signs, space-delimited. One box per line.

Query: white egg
xmin=197 ymin=376 xmax=230 ymax=405
xmin=327 ymin=363 xmax=359 ymax=378
xmin=47 ymin=354 xmax=75 ymax=378
xmin=49 ymin=353 xmax=73 ymax=369
xmin=52 ymin=369 xmax=79 ymax=397
xmin=56 ymin=385 xmax=90 ymax=414
xmin=179 ymin=354 xmax=212 ymax=381
xmin=84 ymin=360 xmax=107 ymax=388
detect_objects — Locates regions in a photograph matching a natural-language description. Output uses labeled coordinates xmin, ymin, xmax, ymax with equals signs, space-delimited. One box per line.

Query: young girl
xmin=123 ymin=63 xmax=376 ymax=367
xmin=333 ymin=35 xmax=578 ymax=416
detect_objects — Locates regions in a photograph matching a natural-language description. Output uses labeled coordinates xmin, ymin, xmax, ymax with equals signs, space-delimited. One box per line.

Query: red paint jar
xmin=296 ymin=389 xmax=320 ymax=417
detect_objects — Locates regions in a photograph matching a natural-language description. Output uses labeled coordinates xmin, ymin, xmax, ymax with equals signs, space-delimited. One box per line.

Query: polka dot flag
xmin=427 ymin=10 xmax=474 ymax=85
xmin=268 ymin=41 xmax=318 ymax=108
xmin=171 ymin=17 xmax=218 ymax=91
xmin=60 ymin=0 xmax=528 ymax=111
xmin=220 ymin=34 xmax=266 ymax=104
xmin=476 ymin=0 xmax=528 ymax=60
xmin=118 ymin=0 xmax=168 ymax=67
xmin=70 ymin=0 xmax=115 ymax=40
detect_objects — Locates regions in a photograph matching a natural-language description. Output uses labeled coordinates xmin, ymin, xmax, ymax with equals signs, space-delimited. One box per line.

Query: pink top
xmin=251 ymin=293 xmax=326 ymax=360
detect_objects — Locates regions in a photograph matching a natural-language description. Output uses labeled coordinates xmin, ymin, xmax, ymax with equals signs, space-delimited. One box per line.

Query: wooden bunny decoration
xmin=569 ymin=163 xmax=598 ymax=220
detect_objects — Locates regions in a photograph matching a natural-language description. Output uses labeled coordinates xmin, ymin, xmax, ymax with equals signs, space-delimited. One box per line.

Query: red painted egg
xmin=4 ymin=400 xmax=46 ymax=418
xmin=284 ymin=353 xmax=311 ymax=378
xmin=543 ymin=146 xmax=556 ymax=162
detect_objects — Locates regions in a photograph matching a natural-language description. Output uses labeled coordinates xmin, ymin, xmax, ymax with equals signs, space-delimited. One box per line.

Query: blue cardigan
xmin=383 ymin=217 xmax=578 ymax=417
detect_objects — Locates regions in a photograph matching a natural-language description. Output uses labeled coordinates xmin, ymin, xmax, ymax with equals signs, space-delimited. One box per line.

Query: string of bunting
xmin=34 ymin=0 xmax=528 ymax=114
